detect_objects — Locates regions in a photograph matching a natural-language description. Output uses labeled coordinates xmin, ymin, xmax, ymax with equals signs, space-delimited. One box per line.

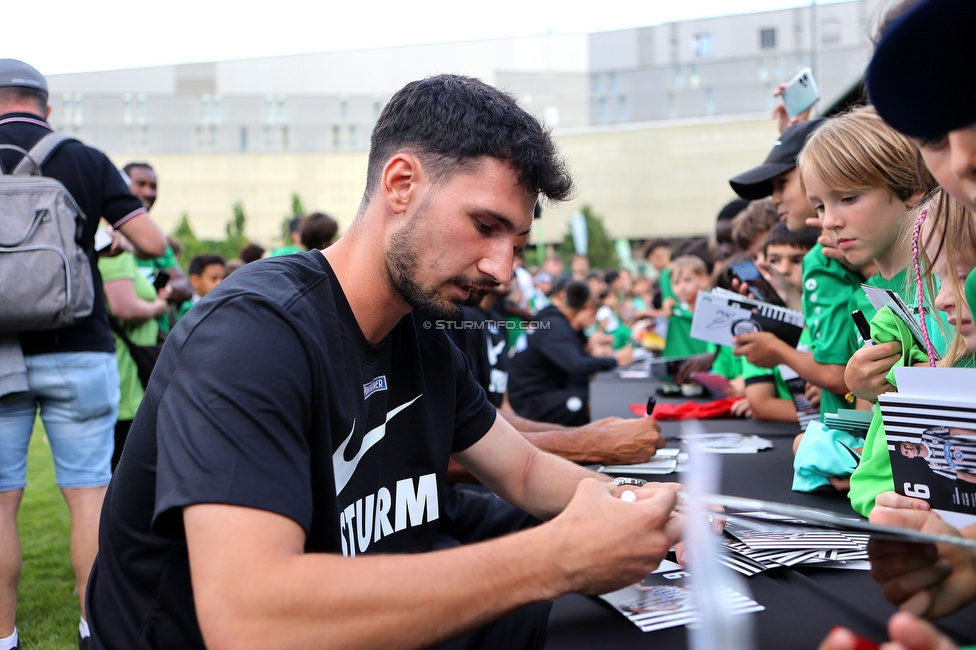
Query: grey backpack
xmin=0 ymin=133 xmax=94 ymax=332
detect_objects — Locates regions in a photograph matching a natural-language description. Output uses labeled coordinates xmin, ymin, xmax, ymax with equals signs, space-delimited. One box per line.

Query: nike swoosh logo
xmin=333 ymin=395 xmax=422 ymax=494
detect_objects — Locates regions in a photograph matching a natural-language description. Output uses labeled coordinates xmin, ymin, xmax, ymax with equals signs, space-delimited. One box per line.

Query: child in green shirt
xmin=661 ymin=255 xmax=714 ymax=359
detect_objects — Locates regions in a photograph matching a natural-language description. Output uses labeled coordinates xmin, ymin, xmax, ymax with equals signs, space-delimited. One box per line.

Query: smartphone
xmin=781 ymin=67 xmax=821 ymax=118
xmin=152 ymin=270 xmax=171 ymax=291
xmin=729 ymin=260 xmax=786 ymax=307
xmin=94 ymin=227 xmax=113 ymax=252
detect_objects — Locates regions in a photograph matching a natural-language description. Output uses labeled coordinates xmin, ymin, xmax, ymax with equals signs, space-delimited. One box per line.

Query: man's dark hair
xmin=239 ymin=243 xmax=265 ymax=264
xmin=123 ymin=161 xmax=154 ymax=176
xmin=763 ymin=222 xmax=819 ymax=255
xmin=300 ymin=212 xmax=339 ymax=250
xmin=288 ymin=216 xmax=303 ymax=235
xmin=188 ymin=253 xmax=226 ymax=277
xmin=0 ymin=87 xmax=47 ymax=112
xmin=363 ymin=74 xmax=572 ymax=206
xmin=604 ymin=270 xmax=620 ymax=286
xmin=564 ymin=280 xmax=591 ymax=311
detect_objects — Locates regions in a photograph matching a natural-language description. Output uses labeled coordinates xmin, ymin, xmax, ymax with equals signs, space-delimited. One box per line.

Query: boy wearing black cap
xmin=728 ymin=119 xmax=866 ymax=421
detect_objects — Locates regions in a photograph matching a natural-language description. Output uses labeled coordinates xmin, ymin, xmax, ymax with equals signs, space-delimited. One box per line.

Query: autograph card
xmin=690 ymin=290 xmax=804 ymax=349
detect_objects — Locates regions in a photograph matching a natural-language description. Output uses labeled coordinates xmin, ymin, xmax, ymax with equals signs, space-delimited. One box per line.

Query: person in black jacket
xmin=508 ymin=280 xmax=633 ymax=426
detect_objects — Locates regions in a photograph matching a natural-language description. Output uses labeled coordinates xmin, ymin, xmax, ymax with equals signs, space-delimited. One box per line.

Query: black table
xmin=543 ymin=372 xmax=976 ymax=649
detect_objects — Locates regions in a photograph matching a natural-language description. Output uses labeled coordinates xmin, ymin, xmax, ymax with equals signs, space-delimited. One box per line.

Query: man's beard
xmin=385 ymin=218 xmax=489 ymax=320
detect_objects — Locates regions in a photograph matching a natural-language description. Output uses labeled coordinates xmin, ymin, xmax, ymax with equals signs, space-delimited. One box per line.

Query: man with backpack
xmin=0 ymin=59 xmax=167 ymax=650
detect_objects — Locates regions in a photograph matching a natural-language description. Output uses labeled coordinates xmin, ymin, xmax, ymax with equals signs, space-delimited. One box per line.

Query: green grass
xmin=15 ymin=422 xmax=78 ymax=649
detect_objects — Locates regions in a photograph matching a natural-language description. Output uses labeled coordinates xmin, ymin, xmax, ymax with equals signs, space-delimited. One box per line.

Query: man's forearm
xmin=500 ymin=407 xmax=570 ymax=433
xmin=188 ymin=507 xmax=574 ymax=650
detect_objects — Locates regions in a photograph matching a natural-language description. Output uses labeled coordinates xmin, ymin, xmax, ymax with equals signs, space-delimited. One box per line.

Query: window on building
xmin=195 ymin=125 xmax=204 ymax=150
xmin=822 ymin=18 xmax=841 ymax=43
xmin=758 ymin=58 xmax=768 ymax=82
xmin=339 ymin=98 xmax=348 ymax=121
xmin=705 ymin=87 xmax=715 ymax=115
xmin=240 ymin=126 xmax=248 ymax=152
xmin=694 ymin=32 xmax=713 ymax=58
xmin=607 ymin=72 xmax=617 ymax=92
xmin=62 ymin=95 xmax=73 ymax=125
xmin=673 ymin=65 xmax=684 ymax=89
xmin=688 ymin=63 xmax=700 ymax=89
xmin=140 ymin=125 xmax=149 ymax=149
xmin=349 ymin=125 xmax=356 ymax=149
xmin=617 ymin=95 xmax=628 ymax=121
xmin=760 ymin=28 xmax=776 ymax=49
xmin=263 ymin=125 xmax=273 ymax=150
xmin=213 ymin=94 xmax=223 ymax=123
xmin=73 ymin=94 xmax=83 ymax=125
xmin=136 ymin=94 xmax=146 ymax=123
xmin=281 ymin=125 xmax=289 ymax=150
xmin=277 ymin=95 xmax=286 ymax=122
xmin=123 ymin=93 xmax=133 ymax=124
xmin=332 ymin=125 xmax=340 ymax=149
xmin=598 ymin=96 xmax=608 ymax=123
xmin=265 ymin=95 xmax=275 ymax=123
xmin=373 ymin=99 xmax=382 ymax=119
xmin=590 ymin=73 xmax=601 ymax=94
xmin=201 ymin=94 xmax=211 ymax=122
xmin=208 ymin=124 xmax=217 ymax=149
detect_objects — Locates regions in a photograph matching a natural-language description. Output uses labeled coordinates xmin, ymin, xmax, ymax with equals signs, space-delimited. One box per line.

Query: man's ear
xmin=381 ymin=154 xmax=424 ymax=215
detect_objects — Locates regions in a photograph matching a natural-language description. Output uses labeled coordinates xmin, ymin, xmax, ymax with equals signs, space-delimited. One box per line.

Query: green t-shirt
xmin=711 ymin=345 xmax=743 ymax=380
xmin=269 ymin=244 xmax=304 ymax=257
xmin=802 ymin=244 xmax=865 ymax=417
xmin=99 ymin=252 xmax=160 ymax=421
xmin=662 ymin=303 xmax=714 ymax=358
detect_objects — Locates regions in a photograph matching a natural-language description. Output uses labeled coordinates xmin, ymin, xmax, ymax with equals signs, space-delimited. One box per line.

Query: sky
xmin=7 ymin=0 xmax=844 ymax=76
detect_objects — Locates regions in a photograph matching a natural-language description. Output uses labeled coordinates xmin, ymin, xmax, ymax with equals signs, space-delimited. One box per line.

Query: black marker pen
xmin=851 ymin=310 xmax=874 ymax=346
xmin=645 ymin=396 xmax=656 ymax=418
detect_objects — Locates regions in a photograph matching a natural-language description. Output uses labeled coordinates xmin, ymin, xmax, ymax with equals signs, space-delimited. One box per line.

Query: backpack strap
xmin=11 ymin=132 xmax=75 ymax=176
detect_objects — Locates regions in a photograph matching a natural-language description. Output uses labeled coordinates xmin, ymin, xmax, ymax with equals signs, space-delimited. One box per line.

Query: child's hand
xmin=805 ymin=382 xmax=821 ymax=410
xmin=732 ymin=332 xmax=787 ymax=368
xmin=844 ymin=341 xmax=901 ymax=402
xmin=662 ymin=297 xmax=676 ymax=318
xmin=730 ymin=397 xmax=752 ymax=418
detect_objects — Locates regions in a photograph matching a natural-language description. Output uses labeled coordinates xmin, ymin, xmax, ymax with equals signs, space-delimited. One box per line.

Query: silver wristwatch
xmin=610 ymin=476 xmax=646 ymax=487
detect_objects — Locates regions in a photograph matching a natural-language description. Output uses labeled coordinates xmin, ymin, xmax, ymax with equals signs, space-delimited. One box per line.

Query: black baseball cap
xmin=867 ymin=0 xmax=975 ymax=139
xmin=0 ymin=59 xmax=47 ymax=95
xmin=729 ymin=118 xmax=826 ymax=200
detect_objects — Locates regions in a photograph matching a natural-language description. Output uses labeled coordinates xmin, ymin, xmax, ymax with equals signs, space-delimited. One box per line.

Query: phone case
xmin=781 ymin=68 xmax=821 ymax=118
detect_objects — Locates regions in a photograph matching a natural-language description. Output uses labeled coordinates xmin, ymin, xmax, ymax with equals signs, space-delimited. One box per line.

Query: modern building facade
xmin=43 ymin=0 xmax=896 ymax=248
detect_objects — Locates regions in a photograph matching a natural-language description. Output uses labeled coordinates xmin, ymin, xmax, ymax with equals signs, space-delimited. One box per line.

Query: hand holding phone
xmin=781 ymin=67 xmax=821 ymax=118
xmin=729 ymin=260 xmax=786 ymax=307
xmin=152 ymin=270 xmax=171 ymax=291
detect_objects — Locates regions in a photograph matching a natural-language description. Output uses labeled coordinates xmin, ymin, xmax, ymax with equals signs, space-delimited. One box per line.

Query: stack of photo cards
xmin=600 ymin=560 xmax=765 ymax=632
xmin=717 ymin=514 xmax=870 ymax=575
xmin=823 ymin=409 xmax=874 ymax=435
xmin=690 ymin=288 xmax=805 ymax=349
xmin=879 ymin=367 xmax=976 ymax=528
xmin=677 ymin=432 xmax=773 ymax=454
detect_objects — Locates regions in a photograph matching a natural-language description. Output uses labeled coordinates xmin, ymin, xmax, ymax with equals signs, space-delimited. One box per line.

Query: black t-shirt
xmin=0 ymin=112 xmax=147 ymax=354
xmin=446 ymin=303 xmax=509 ymax=408
xmin=507 ymin=305 xmax=617 ymax=403
xmin=87 ymin=252 xmax=497 ymax=648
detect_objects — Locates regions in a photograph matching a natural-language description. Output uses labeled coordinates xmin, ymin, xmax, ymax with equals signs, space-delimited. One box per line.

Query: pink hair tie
xmin=911 ymin=209 xmax=938 ymax=367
